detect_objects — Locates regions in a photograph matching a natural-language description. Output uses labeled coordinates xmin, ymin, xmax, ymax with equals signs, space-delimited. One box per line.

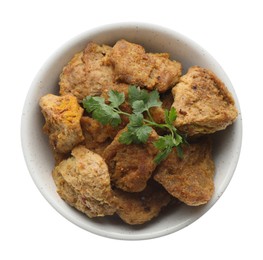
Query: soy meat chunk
xmin=108 ymin=39 xmax=182 ymax=92
xmin=66 ymin=145 xmax=113 ymax=201
xmin=172 ymin=66 xmax=238 ymax=136
xmin=39 ymin=94 xmax=84 ymax=153
xmin=59 ymin=43 xmax=117 ymax=101
xmin=114 ymin=180 xmax=171 ymax=225
xmin=154 ymin=138 xmax=215 ymax=206
xmin=52 ymin=169 xmax=114 ymax=218
xmin=52 ymin=145 xmax=116 ymax=217
xmin=80 ymin=116 xmax=121 ymax=156
xmin=103 ymin=129 xmax=159 ymax=192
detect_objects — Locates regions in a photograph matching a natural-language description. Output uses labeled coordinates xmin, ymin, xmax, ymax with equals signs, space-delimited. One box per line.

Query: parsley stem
xmin=144 ymin=119 xmax=176 ymax=139
xmin=112 ymin=108 xmax=131 ymax=118
xmin=168 ymin=125 xmax=175 ymax=139
xmin=146 ymin=110 xmax=154 ymax=122
xmin=143 ymin=119 xmax=167 ymax=129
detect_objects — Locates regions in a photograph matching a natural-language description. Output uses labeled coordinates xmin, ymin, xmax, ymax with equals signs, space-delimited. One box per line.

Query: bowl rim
xmin=21 ymin=22 xmax=242 ymax=240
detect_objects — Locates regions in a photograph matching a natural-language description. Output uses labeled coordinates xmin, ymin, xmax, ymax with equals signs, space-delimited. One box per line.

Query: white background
xmin=1 ymin=0 xmax=262 ymax=259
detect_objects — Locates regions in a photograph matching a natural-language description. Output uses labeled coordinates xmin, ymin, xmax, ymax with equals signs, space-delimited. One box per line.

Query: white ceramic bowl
xmin=21 ymin=23 xmax=242 ymax=240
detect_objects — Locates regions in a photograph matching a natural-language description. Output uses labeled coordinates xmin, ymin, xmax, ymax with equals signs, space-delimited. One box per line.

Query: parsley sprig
xmin=82 ymin=85 xmax=187 ymax=164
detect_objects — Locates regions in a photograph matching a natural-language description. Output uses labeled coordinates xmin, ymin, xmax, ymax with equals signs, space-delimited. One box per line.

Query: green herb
xmin=119 ymin=114 xmax=153 ymax=144
xmin=82 ymin=91 xmax=125 ymax=127
xmin=82 ymin=86 xmax=187 ymax=163
xmin=128 ymin=85 xmax=162 ymax=114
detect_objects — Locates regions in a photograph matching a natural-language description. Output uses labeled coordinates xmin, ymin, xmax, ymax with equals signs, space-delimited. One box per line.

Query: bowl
xmin=21 ymin=23 xmax=242 ymax=240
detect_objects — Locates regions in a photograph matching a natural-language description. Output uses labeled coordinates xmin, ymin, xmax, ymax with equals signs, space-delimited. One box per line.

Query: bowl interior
xmin=21 ymin=23 xmax=242 ymax=240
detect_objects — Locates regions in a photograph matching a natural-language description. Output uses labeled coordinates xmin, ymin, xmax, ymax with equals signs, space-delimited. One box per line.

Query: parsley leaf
xmin=82 ymin=96 xmax=105 ymax=112
xmin=118 ymin=130 xmax=134 ymax=145
xmin=173 ymin=132 xmax=183 ymax=146
xmin=128 ymin=85 xmax=149 ymax=104
xmin=176 ymin=145 xmax=183 ymax=159
xmin=129 ymin=85 xmax=162 ymax=114
xmin=164 ymin=107 xmax=177 ymax=125
xmin=82 ymin=96 xmax=121 ymax=127
xmin=135 ymin=125 xmax=152 ymax=143
xmin=154 ymin=135 xmax=174 ymax=150
xmin=132 ymin=100 xmax=146 ymax=114
xmin=119 ymin=114 xmax=152 ymax=144
xmin=128 ymin=114 xmax=152 ymax=143
xmin=108 ymin=90 xmax=125 ymax=108
xmin=129 ymin=113 xmax=144 ymax=127
xmin=154 ymin=146 xmax=173 ymax=164
xmin=153 ymin=135 xmax=182 ymax=163
xmin=120 ymin=125 xmax=152 ymax=144
xmin=147 ymin=90 xmax=162 ymax=109
xmin=92 ymin=105 xmax=121 ymax=127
